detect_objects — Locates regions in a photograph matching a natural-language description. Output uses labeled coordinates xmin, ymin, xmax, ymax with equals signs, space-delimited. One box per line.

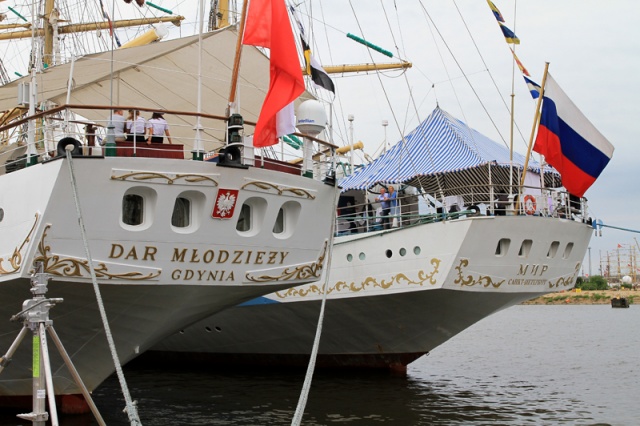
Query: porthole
xmin=172 ymin=191 xmax=205 ymax=233
xmin=273 ymin=201 xmax=302 ymax=238
xmin=547 ymin=241 xmax=560 ymax=258
xmin=236 ymin=197 xmax=267 ymax=236
xmin=518 ymin=239 xmax=533 ymax=258
xmin=172 ymin=197 xmax=191 ymax=228
xmin=0 ymin=208 xmax=4 ymax=222
xmin=359 ymin=252 xmax=366 ymax=261
xmin=122 ymin=194 xmax=144 ymax=226
xmin=121 ymin=187 xmax=157 ymax=230
xmin=205 ymin=326 xmax=212 ymax=333
xmin=495 ymin=238 xmax=510 ymax=257
xmin=215 ymin=326 xmax=222 ymax=332
xmin=236 ymin=204 xmax=251 ymax=231
xmin=414 ymin=246 xmax=421 ymax=255
xmin=563 ymin=242 xmax=574 ymax=259
xmin=273 ymin=208 xmax=285 ymax=234
xmin=400 ymin=248 xmax=407 ymax=256
xmin=347 ymin=254 xmax=353 ymax=262
xmin=385 ymin=249 xmax=393 ymax=258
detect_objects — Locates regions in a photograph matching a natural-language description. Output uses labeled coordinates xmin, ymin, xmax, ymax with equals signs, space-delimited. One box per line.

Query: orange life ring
xmin=524 ymin=195 xmax=536 ymax=215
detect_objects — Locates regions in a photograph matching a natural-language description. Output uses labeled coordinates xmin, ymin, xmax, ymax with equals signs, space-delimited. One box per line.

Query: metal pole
xmin=348 ymin=114 xmax=354 ymax=174
xmin=382 ymin=119 xmax=388 ymax=153
xmin=39 ymin=324 xmax=59 ymax=426
xmin=48 ymin=327 xmax=106 ymax=425
xmin=0 ymin=328 xmax=28 ymax=375
xmin=192 ymin=0 xmax=205 ymax=161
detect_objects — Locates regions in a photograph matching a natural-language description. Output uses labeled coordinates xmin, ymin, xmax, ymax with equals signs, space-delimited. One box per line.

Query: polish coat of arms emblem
xmin=212 ymin=189 xmax=239 ymax=219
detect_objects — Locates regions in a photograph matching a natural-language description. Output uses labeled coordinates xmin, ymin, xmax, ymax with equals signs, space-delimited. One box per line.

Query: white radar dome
xmin=296 ymin=100 xmax=327 ymax=136
xmin=622 ymin=275 xmax=632 ymax=285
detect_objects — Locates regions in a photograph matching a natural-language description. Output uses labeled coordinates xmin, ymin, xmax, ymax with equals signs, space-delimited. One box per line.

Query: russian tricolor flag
xmin=533 ymin=73 xmax=614 ymax=197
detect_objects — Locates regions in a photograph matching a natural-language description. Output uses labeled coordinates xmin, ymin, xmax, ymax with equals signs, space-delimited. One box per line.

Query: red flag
xmin=243 ymin=0 xmax=304 ymax=147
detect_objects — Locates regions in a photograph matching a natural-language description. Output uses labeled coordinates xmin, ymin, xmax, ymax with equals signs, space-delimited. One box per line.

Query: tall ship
xmin=146 ymin=2 xmax=614 ymax=371
xmin=0 ymin=0 xmax=338 ymax=416
xmin=148 ymin=106 xmax=601 ymax=370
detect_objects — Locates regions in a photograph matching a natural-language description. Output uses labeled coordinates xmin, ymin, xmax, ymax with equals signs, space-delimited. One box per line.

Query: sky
xmin=2 ymin=0 xmax=638 ymax=276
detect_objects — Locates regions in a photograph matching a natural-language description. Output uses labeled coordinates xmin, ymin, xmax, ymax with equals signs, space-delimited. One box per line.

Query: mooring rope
xmin=65 ymin=150 xmax=142 ymax=426
xmin=600 ymin=223 xmax=640 ymax=234
xmin=291 ymin=183 xmax=341 ymax=426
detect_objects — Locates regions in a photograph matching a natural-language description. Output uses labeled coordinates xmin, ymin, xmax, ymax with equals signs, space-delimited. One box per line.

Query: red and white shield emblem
xmin=212 ymin=189 xmax=239 ymax=219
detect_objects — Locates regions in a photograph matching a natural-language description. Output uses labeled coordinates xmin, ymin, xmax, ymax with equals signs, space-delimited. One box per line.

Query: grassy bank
xmin=522 ymin=289 xmax=637 ymax=305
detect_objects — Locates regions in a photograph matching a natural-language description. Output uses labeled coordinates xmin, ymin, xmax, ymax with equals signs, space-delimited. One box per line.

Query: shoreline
xmin=522 ymin=289 xmax=637 ymax=305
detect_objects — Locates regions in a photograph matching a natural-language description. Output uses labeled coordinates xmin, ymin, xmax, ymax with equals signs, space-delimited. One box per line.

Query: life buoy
xmin=524 ymin=195 xmax=536 ymax=215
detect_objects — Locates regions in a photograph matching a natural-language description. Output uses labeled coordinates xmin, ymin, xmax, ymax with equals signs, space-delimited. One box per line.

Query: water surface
xmin=2 ymin=305 xmax=637 ymax=425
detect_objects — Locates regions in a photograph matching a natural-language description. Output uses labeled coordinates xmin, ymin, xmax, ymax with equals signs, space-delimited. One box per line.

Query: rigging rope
xmin=450 ymin=0 xmax=529 ymax=152
xmin=65 ymin=150 xmax=142 ymax=426
xmin=417 ymin=1 xmax=505 ymax=149
xmin=346 ymin=0 xmax=444 ymax=204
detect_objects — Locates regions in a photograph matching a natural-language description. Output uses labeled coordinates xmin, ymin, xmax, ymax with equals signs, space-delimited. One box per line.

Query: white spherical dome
xmin=296 ymin=100 xmax=327 ymax=136
xmin=622 ymin=275 xmax=632 ymax=284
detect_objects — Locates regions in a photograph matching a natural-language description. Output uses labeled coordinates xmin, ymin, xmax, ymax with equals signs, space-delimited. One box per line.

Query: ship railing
xmin=335 ymin=184 xmax=590 ymax=236
xmin=0 ymin=104 xmax=337 ymax=177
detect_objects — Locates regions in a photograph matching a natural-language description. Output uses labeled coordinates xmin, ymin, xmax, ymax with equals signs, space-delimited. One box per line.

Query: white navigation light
xmin=296 ymin=100 xmax=327 ymax=136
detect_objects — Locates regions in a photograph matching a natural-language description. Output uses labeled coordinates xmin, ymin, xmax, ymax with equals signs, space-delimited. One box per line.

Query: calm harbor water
xmin=3 ymin=305 xmax=639 ymax=425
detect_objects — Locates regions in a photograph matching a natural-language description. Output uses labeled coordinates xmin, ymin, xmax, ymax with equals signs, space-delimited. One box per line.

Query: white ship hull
xmin=0 ymin=155 xmax=336 ymax=395
xmin=149 ymin=215 xmax=592 ymax=369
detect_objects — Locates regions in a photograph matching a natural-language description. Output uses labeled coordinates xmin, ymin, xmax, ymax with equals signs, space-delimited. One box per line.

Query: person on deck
xmin=146 ymin=112 xmax=173 ymax=144
xmin=388 ymin=186 xmax=398 ymax=227
xmin=377 ymin=187 xmax=391 ymax=229
xmin=111 ymin=109 xmax=126 ymax=142
xmin=125 ymin=110 xmax=146 ymax=143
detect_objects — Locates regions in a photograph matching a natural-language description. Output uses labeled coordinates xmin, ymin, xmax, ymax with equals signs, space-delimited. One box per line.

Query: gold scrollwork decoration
xmin=111 ymin=172 xmax=218 ymax=186
xmin=548 ymin=262 xmax=581 ymax=288
xmin=454 ymin=258 xmax=504 ymax=288
xmin=246 ymin=240 xmax=327 ymax=283
xmin=241 ymin=181 xmax=315 ymax=200
xmin=32 ymin=225 xmax=161 ymax=280
xmin=0 ymin=213 xmax=39 ymax=275
xmin=275 ymin=258 xmax=442 ymax=299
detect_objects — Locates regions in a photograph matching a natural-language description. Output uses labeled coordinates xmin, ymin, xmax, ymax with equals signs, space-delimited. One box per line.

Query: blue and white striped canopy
xmin=340 ymin=107 xmax=559 ymax=194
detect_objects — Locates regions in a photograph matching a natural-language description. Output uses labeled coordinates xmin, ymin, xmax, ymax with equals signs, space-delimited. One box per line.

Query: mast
xmin=0 ymin=17 xmax=185 ymax=42
xmin=215 ymin=0 xmax=232 ymax=29
xmin=43 ymin=0 xmax=55 ymax=67
xmin=0 ymin=23 xmax=32 ymax=30
xmin=228 ymin=0 xmax=249 ymax=109
xmin=25 ymin=0 xmax=39 ymax=166
xmin=192 ymin=0 xmax=206 ymax=161
xmin=321 ymin=62 xmax=411 ymax=74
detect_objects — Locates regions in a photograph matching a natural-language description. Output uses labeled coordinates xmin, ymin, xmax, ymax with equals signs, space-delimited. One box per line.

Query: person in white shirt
xmin=111 ymin=109 xmax=126 ymax=142
xmin=146 ymin=112 xmax=173 ymax=144
xmin=125 ymin=110 xmax=146 ymax=143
